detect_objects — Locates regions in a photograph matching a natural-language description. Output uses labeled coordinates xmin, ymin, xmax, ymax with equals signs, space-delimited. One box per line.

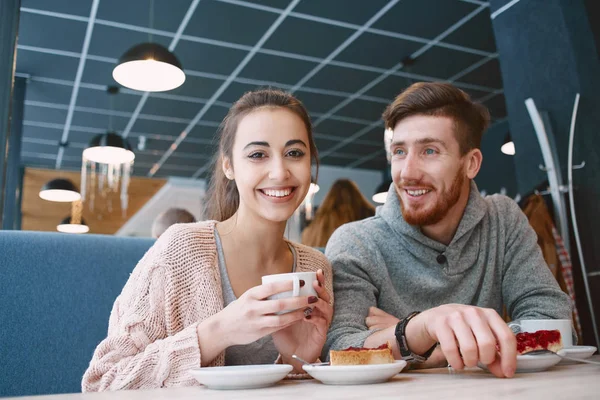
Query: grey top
xmin=215 ymin=228 xmax=297 ymax=365
xmin=324 ymin=181 xmax=573 ymax=353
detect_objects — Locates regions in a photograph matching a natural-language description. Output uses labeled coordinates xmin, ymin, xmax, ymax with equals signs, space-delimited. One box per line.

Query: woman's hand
xmin=272 ymin=269 xmax=333 ymax=373
xmin=365 ymin=307 xmax=400 ymax=330
xmin=197 ymin=280 xmax=311 ymax=366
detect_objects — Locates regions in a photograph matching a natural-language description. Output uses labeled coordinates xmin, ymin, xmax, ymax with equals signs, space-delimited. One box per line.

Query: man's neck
xmin=420 ymin=183 xmax=471 ymax=246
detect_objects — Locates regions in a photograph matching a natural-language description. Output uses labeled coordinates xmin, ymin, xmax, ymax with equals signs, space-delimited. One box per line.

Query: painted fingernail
xmin=300 ymin=280 xmax=305 ymax=287
xmin=308 ymin=296 xmax=318 ymax=304
xmin=304 ymin=307 xmax=313 ymax=317
xmin=305 ymin=315 xmax=312 ymax=320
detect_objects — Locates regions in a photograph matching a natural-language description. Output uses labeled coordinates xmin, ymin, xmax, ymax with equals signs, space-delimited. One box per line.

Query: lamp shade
xmin=39 ymin=179 xmax=81 ymax=202
xmin=501 ymin=133 xmax=515 ymax=155
xmin=372 ymin=179 xmax=393 ymax=204
xmin=57 ymin=216 xmax=89 ymax=234
xmin=83 ymin=132 xmax=135 ymax=164
xmin=112 ymin=42 xmax=185 ymax=92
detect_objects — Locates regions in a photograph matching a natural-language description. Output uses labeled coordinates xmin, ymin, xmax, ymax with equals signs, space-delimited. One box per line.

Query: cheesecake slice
xmin=516 ymin=329 xmax=563 ymax=354
xmin=330 ymin=342 xmax=395 ymax=365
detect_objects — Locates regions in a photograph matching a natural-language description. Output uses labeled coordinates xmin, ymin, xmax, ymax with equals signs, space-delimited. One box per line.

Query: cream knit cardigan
xmin=82 ymin=220 xmax=333 ymax=391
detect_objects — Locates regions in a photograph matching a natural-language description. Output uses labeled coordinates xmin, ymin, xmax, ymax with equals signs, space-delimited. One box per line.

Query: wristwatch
xmin=395 ymin=311 xmax=437 ymax=363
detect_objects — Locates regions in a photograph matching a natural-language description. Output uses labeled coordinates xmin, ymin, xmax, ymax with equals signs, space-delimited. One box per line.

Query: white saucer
xmin=302 ymin=360 xmax=407 ymax=385
xmin=478 ymin=350 xmax=564 ymax=373
xmin=557 ymin=346 xmax=597 ymax=365
xmin=189 ymin=364 xmax=292 ymax=390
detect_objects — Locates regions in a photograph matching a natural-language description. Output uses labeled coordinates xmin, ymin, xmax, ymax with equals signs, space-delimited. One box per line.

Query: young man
xmin=324 ymin=82 xmax=572 ymax=378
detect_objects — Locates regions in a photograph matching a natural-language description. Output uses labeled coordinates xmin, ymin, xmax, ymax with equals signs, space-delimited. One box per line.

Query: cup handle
xmin=292 ymin=276 xmax=300 ymax=297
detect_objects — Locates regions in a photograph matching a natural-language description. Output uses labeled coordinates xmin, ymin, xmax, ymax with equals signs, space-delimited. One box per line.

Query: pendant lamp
xmin=39 ymin=178 xmax=81 ymax=202
xmin=57 ymin=200 xmax=89 ymax=233
xmin=81 ymin=87 xmax=134 ymax=218
xmin=373 ymin=127 xmax=394 ymax=204
xmin=57 ymin=216 xmax=89 ymax=234
xmin=112 ymin=0 xmax=184 ymax=92
xmin=113 ymin=43 xmax=185 ymax=92
xmin=83 ymin=131 xmax=135 ymax=165
xmin=372 ymin=179 xmax=393 ymax=204
xmin=501 ymin=133 xmax=515 ymax=155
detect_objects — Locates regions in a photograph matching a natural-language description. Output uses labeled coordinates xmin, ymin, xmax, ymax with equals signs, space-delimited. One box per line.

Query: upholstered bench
xmin=0 ymin=231 xmax=154 ymax=397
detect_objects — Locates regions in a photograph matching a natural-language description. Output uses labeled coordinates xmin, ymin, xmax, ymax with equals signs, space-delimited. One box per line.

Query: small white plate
xmin=189 ymin=364 xmax=292 ymax=390
xmin=557 ymin=346 xmax=597 ymax=365
xmin=302 ymin=360 xmax=407 ymax=385
xmin=478 ymin=350 xmax=564 ymax=373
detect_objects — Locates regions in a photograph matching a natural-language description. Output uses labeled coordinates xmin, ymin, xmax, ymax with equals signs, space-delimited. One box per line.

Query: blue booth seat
xmin=0 ymin=231 xmax=155 ymax=397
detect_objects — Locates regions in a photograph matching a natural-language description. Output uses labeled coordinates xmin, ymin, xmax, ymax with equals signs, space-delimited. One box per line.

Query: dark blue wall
xmin=475 ymin=119 xmax=518 ymax=198
xmin=491 ymin=0 xmax=600 ymax=346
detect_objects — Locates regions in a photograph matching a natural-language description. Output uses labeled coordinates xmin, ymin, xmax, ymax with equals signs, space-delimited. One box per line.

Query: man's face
xmin=390 ymin=115 xmax=469 ymax=226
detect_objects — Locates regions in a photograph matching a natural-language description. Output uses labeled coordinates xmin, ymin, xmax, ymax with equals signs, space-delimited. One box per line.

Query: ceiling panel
xmin=263 ymin=16 xmax=354 ymax=58
xmin=185 ymin=0 xmax=278 ymax=45
xmin=335 ymin=33 xmax=422 ymax=70
xmin=15 ymin=1 xmax=504 ymax=178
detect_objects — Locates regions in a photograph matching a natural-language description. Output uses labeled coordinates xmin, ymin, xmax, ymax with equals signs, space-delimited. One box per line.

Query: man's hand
xmin=413 ymin=304 xmax=517 ymax=378
xmin=365 ymin=307 xmax=400 ymax=330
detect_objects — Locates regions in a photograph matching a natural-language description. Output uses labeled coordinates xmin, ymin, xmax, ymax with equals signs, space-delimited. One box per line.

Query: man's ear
xmin=465 ymin=148 xmax=482 ymax=180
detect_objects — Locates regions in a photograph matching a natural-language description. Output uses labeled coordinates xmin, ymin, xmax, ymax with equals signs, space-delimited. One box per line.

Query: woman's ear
xmin=222 ymin=156 xmax=234 ymax=180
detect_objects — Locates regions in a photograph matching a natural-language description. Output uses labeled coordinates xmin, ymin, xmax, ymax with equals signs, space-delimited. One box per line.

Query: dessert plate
xmin=189 ymin=364 xmax=292 ymax=390
xmin=302 ymin=360 xmax=407 ymax=385
xmin=557 ymin=346 xmax=597 ymax=365
xmin=478 ymin=350 xmax=565 ymax=373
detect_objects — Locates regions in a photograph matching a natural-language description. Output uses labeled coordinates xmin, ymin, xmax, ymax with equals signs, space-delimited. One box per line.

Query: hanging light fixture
xmin=39 ymin=178 xmax=81 ymax=202
xmin=57 ymin=216 xmax=89 ymax=234
xmin=81 ymin=87 xmax=134 ymax=218
xmin=373 ymin=179 xmax=393 ymax=204
xmin=373 ymin=127 xmax=394 ymax=204
xmin=302 ymin=181 xmax=320 ymax=221
xmin=501 ymin=133 xmax=515 ymax=155
xmin=83 ymin=131 xmax=135 ymax=165
xmin=57 ymin=200 xmax=89 ymax=233
xmin=112 ymin=0 xmax=185 ymax=92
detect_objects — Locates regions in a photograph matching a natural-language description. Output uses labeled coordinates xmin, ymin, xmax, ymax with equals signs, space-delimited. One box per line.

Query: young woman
xmin=82 ymin=89 xmax=333 ymax=391
xmin=302 ymin=179 xmax=375 ymax=247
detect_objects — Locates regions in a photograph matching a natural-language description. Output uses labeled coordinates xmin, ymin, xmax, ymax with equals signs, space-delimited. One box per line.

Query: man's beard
xmin=397 ymin=167 xmax=465 ymax=226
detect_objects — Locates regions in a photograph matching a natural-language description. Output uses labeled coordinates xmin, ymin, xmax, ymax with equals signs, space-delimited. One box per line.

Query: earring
xmin=225 ymin=171 xmax=233 ymax=180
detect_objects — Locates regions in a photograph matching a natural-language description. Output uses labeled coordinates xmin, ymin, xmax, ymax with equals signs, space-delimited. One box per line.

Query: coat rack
xmin=525 ymin=94 xmax=599 ymax=349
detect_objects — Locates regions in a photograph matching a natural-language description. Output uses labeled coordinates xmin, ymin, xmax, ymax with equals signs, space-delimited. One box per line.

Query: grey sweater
xmin=325 ymin=181 xmax=572 ymax=352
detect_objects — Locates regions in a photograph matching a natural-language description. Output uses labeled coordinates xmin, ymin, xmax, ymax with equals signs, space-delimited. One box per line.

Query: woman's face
xmin=224 ymin=107 xmax=312 ymax=223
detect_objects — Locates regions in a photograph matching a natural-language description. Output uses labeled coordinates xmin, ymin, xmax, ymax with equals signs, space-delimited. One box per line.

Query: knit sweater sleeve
xmin=82 ymin=224 xmax=219 ymax=391
xmin=323 ymin=224 xmax=381 ymax=355
xmin=498 ymin=197 xmax=573 ymax=322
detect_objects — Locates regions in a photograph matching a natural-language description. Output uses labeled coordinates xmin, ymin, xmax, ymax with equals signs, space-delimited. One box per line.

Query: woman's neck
xmin=216 ymin=208 xmax=290 ymax=275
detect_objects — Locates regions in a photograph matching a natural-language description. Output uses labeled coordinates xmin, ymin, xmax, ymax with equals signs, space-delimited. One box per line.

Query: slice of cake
xmin=516 ymin=329 xmax=563 ymax=354
xmin=330 ymin=342 xmax=395 ymax=365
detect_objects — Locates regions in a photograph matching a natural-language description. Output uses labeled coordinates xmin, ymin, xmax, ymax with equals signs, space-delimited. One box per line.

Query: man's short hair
xmin=382 ymin=82 xmax=490 ymax=155
xmin=151 ymin=208 xmax=196 ymax=238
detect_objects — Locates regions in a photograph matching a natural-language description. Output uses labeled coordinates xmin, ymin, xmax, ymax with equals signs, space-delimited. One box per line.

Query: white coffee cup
xmin=508 ymin=319 xmax=573 ymax=348
xmin=261 ymin=272 xmax=318 ymax=313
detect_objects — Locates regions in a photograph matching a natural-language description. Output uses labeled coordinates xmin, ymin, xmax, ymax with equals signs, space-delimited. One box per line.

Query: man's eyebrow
xmin=391 ymin=138 xmax=447 ymax=148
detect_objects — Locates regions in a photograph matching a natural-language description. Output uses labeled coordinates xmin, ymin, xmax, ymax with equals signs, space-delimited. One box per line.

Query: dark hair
xmin=204 ymin=89 xmax=318 ymax=221
xmin=382 ymin=82 xmax=490 ymax=155
xmin=301 ymin=179 xmax=375 ymax=247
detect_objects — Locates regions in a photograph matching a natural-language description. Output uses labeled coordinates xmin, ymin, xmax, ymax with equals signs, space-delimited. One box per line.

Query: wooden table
xmin=9 ymin=356 xmax=599 ymax=400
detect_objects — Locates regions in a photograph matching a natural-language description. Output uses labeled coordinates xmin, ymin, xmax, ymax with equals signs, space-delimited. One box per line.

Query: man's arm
xmin=500 ymin=199 xmax=573 ymax=322
xmin=324 ymin=225 xmax=382 ymax=354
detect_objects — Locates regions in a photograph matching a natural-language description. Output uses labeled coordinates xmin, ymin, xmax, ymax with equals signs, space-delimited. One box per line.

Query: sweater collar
xmin=378 ymin=180 xmax=486 ymax=250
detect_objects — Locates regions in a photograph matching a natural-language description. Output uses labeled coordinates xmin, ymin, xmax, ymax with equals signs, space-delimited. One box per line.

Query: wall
xmin=21 ymin=168 xmax=166 ymax=234
xmin=475 ymin=119 xmax=518 ymax=198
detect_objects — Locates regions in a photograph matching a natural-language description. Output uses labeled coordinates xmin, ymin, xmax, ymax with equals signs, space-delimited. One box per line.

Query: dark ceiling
xmin=15 ymin=0 xmax=504 ymax=179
